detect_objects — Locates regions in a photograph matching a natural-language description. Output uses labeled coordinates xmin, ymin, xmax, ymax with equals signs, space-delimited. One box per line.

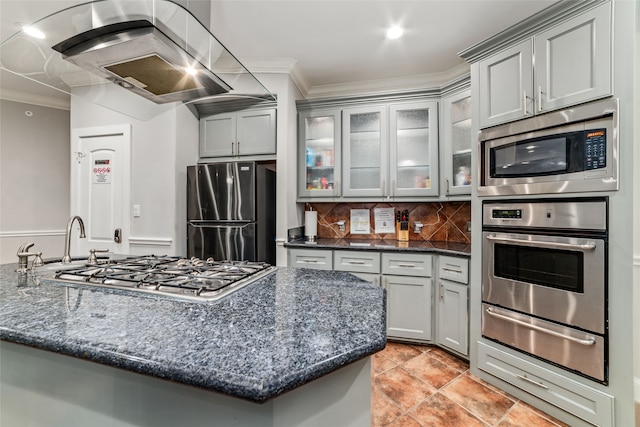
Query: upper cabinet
xmin=342 ymin=105 xmax=389 ymax=198
xmin=200 ymin=108 xmax=277 ymax=159
xmin=441 ymin=90 xmax=472 ymax=195
xmin=298 ymin=109 xmax=341 ymax=198
xmin=478 ymin=1 xmax=611 ymax=128
xmin=342 ymin=101 xmax=439 ymax=198
xmin=298 ymin=97 xmax=440 ymax=201
xmin=389 ymin=102 xmax=439 ymax=197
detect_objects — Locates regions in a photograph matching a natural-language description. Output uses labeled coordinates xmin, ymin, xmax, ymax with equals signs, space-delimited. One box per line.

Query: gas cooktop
xmin=46 ymin=255 xmax=276 ymax=301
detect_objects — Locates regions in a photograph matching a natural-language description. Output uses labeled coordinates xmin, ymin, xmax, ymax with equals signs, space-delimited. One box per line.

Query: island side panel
xmin=1 ymin=341 xmax=373 ymax=426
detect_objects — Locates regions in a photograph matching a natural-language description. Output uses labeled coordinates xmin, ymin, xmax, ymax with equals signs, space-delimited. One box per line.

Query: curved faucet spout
xmin=62 ymin=216 xmax=86 ymax=264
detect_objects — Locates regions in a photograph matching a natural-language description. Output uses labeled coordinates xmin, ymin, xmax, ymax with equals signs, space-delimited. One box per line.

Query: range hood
xmin=0 ymin=0 xmax=275 ymax=120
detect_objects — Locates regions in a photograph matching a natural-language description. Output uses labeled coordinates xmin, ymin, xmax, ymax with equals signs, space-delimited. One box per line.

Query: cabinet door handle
xmin=231 ymin=141 xmax=235 ymax=156
xmin=523 ymin=91 xmax=528 ymax=115
xmin=237 ymin=141 xmax=240 ymax=155
xmin=445 ymin=178 xmax=450 ymax=195
xmin=440 ymin=283 xmax=444 ymax=300
xmin=516 ymin=374 xmax=549 ymax=390
xmin=538 ymin=86 xmax=543 ymax=112
xmin=443 ymin=266 xmax=463 ymax=273
xmin=382 ymin=179 xmax=386 ymax=197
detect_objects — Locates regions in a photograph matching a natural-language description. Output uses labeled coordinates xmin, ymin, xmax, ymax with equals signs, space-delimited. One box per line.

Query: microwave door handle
xmin=485 ymin=307 xmax=596 ymax=346
xmin=485 ymin=235 xmax=597 ymax=251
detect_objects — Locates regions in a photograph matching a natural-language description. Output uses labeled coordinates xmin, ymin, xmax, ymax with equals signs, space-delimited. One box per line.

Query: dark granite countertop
xmin=285 ymin=238 xmax=471 ymax=257
xmin=0 ymin=263 xmax=386 ymax=402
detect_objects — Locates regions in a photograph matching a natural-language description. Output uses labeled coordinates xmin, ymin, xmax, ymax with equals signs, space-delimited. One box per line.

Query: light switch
xmin=133 ymin=204 xmax=141 ymax=217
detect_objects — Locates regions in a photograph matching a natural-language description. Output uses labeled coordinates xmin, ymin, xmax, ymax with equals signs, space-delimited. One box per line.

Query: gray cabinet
xmin=287 ymin=246 xmax=468 ymax=347
xmin=436 ymin=256 xmax=469 ymax=356
xmin=200 ymin=108 xmax=276 ymax=158
xmin=298 ymin=109 xmax=341 ymax=198
xmin=382 ymin=252 xmax=433 ymax=342
xmin=342 ymin=102 xmax=439 ymax=198
xmin=342 ymin=105 xmax=388 ymax=198
xmin=287 ymin=248 xmax=333 ymax=270
xmin=478 ymin=342 xmax=614 ymax=427
xmin=478 ymin=1 xmax=611 ymax=128
xmin=441 ymin=90 xmax=472 ymax=195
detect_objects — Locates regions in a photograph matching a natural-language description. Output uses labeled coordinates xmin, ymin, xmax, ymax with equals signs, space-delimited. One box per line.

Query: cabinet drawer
xmin=287 ymin=249 xmax=333 ymax=270
xmin=438 ymin=256 xmax=469 ymax=284
xmin=478 ymin=341 xmax=613 ymax=427
xmin=382 ymin=252 xmax=432 ymax=277
xmin=334 ymin=251 xmax=381 ymax=274
xmin=349 ymin=272 xmax=381 ymax=287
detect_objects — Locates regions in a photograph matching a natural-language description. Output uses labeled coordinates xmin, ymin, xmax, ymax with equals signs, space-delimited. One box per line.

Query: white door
xmin=71 ymin=125 xmax=131 ymax=258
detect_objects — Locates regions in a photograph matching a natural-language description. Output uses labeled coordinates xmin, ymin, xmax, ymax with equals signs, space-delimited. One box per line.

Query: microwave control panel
xmin=584 ymin=129 xmax=606 ymax=170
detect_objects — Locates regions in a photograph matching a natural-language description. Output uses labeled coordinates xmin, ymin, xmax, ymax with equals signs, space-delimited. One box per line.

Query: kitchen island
xmin=0 ymin=262 xmax=386 ymax=426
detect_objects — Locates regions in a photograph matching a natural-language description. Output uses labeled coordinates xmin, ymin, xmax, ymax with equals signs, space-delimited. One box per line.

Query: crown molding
xmin=0 ymin=88 xmax=70 ymax=110
xmin=305 ymin=62 xmax=470 ymax=99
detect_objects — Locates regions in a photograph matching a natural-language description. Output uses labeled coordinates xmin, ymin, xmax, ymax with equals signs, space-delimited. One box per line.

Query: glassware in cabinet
xmin=298 ymin=109 xmax=341 ymax=198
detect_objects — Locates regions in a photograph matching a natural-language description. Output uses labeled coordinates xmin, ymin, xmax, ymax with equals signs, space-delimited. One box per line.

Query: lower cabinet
xmin=287 ymin=248 xmax=333 ymax=270
xmin=383 ymin=274 xmax=432 ymax=341
xmin=381 ymin=252 xmax=433 ymax=342
xmin=287 ymin=247 xmax=468 ymax=349
xmin=436 ymin=256 xmax=469 ymax=356
xmin=478 ymin=342 xmax=614 ymax=427
xmin=437 ymin=280 xmax=468 ymax=355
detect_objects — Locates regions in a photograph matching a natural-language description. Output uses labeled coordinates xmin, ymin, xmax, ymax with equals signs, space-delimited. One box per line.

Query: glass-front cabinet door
xmin=389 ymin=101 xmax=439 ymax=197
xmin=342 ymin=105 xmax=388 ymax=197
xmin=298 ymin=109 xmax=341 ymax=198
xmin=442 ymin=90 xmax=472 ymax=195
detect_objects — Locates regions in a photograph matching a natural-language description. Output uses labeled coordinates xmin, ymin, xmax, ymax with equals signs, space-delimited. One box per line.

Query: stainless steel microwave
xmin=478 ymin=98 xmax=619 ymax=196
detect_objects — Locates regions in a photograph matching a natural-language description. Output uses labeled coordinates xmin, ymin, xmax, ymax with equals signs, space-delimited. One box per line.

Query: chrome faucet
xmin=62 ymin=216 xmax=86 ymax=264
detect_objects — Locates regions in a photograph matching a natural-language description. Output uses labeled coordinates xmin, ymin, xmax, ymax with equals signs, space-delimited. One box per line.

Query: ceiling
xmin=0 ymin=0 xmax=557 ymax=106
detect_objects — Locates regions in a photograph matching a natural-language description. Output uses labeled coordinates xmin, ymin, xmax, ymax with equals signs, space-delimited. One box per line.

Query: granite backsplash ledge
xmin=304 ymin=202 xmax=471 ymax=244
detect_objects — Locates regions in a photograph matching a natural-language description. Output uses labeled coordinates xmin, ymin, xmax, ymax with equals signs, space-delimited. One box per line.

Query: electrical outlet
xmin=466 ymin=221 xmax=471 ymax=232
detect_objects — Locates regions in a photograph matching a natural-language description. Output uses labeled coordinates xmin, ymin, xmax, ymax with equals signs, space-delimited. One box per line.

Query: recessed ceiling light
xmin=185 ymin=66 xmax=198 ymax=76
xmin=386 ymin=26 xmax=404 ymax=40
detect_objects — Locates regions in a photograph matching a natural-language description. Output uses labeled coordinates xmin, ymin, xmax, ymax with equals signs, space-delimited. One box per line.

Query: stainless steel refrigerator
xmin=187 ymin=162 xmax=276 ymax=264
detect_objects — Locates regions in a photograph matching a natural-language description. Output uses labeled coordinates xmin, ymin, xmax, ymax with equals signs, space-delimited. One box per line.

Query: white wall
xmin=0 ymin=100 xmax=70 ymax=263
xmin=254 ymin=73 xmax=304 ymax=266
xmin=70 ymin=93 xmax=199 ymax=257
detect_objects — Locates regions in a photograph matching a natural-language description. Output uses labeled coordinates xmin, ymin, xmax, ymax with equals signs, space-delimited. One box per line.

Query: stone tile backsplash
xmin=306 ymin=201 xmax=471 ymax=243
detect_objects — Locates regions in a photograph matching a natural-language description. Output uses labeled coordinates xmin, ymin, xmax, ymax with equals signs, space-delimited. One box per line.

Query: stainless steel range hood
xmin=0 ymin=0 xmax=275 ymax=120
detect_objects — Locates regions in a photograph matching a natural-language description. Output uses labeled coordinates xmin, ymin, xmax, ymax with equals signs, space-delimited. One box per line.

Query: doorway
xmin=70 ymin=125 xmax=131 ymax=257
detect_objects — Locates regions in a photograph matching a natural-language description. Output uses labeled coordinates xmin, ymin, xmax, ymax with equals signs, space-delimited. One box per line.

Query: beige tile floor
xmin=371 ymin=342 xmax=570 ymax=427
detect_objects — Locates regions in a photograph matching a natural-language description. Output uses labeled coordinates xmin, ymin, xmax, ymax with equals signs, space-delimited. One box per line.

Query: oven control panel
xmin=584 ymin=129 xmax=606 ymax=170
xmin=483 ymin=199 xmax=607 ymax=231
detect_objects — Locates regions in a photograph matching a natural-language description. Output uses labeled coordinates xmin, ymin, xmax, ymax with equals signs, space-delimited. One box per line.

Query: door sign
xmin=93 ymin=159 xmax=112 ymax=184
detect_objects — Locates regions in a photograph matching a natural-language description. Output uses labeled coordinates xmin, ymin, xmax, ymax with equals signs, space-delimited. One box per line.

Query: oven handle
xmin=485 ymin=307 xmax=597 ymax=346
xmin=485 ymin=235 xmax=597 ymax=251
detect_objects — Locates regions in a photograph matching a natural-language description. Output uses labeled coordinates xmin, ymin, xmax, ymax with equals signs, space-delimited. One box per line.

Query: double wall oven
xmin=479 ymin=99 xmax=618 ymax=383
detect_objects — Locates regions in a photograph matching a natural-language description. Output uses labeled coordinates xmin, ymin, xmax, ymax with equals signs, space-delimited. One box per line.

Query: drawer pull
xmin=397 ymin=263 xmax=417 ymax=268
xmin=516 ymin=374 xmax=549 ymax=390
xmin=442 ymin=266 xmax=462 ymax=273
xmin=347 ymin=260 xmax=366 ymax=265
xmin=303 ymin=259 xmax=319 ymax=263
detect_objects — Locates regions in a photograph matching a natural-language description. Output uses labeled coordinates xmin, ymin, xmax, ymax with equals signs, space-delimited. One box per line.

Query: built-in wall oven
xmin=482 ymin=198 xmax=608 ymax=382
xmin=479 ymin=98 xmax=618 ymax=197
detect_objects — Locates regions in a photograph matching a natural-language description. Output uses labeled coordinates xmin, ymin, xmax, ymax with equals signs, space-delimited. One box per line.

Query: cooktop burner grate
xmin=49 ymin=255 xmax=275 ymax=301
